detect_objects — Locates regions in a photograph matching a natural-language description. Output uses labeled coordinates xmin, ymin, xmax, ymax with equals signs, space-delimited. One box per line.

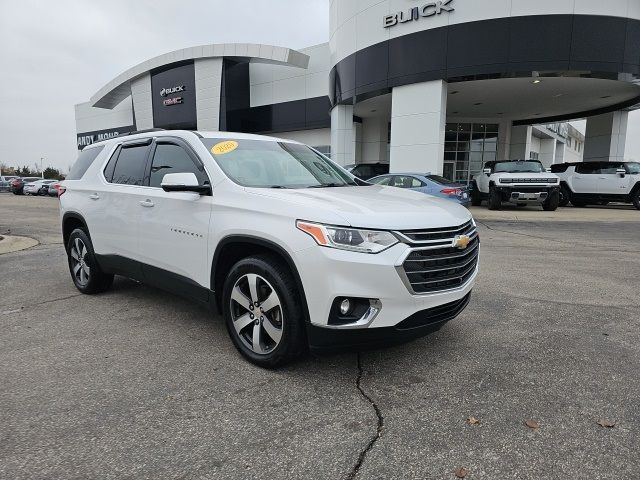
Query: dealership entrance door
xmin=444 ymin=123 xmax=499 ymax=185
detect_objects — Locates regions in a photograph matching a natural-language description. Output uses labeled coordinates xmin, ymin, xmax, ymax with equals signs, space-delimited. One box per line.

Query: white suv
xmin=471 ymin=160 xmax=561 ymax=211
xmin=60 ymin=130 xmax=479 ymax=367
xmin=550 ymin=161 xmax=640 ymax=209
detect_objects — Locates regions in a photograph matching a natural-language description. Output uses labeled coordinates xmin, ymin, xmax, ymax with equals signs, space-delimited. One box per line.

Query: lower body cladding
xmin=496 ymin=186 xmax=559 ymax=204
xmin=294 ymin=239 xmax=479 ymax=352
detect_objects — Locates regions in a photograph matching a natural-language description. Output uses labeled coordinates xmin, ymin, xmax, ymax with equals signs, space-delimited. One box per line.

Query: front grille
xmin=397 ymin=220 xmax=475 ymax=244
xmin=400 ymin=235 xmax=479 ymax=294
xmin=499 ymin=178 xmax=557 ymax=184
xmin=396 ymin=293 xmax=471 ymax=331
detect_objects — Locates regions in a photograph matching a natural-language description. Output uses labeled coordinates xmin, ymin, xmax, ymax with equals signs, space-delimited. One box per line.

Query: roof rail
xmin=117 ymin=128 xmax=165 ymax=137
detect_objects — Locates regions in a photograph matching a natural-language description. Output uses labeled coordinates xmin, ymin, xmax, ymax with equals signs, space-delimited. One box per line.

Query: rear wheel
xmin=66 ymin=229 xmax=113 ymax=294
xmin=222 ymin=254 xmax=305 ymax=368
xmin=542 ymin=190 xmax=560 ymax=211
xmin=470 ymin=182 xmax=482 ymax=206
xmin=559 ymin=185 xmax=571 ymax=207
xmin=487 ymin=187 xmax=502 ymax=210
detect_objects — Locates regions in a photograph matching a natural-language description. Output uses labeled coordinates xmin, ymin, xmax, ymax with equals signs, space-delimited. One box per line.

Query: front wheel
xmin=66 ymin=228 xmax=114 ymax=294
xmin=632 ymin=188 xmax=640 ymax=210
xmin=542 ymin=190 xmax=560 ymax=211
xmin=222 ymin=254 xmax=305 ymax=368
xmin=487 ymin=187 xmax=502 ymax=210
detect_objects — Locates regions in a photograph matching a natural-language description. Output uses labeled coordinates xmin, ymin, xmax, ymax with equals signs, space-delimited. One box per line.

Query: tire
xmin=487 ymin=187 xmax=502 ymax=210
xmin=470 ymin=182 xmax=482 ymax=206
xmin=222 ymin=254 xmax=305 ymax=368
xmin=66 ymin=228 xmax=114 ymax=294
xmin=559 ymin=185 xmax=571 ymax=207
xmin=632 ymin=188 xmax=640 ymax=210
xmin=542 ymin=190 xmax=560 ymax=211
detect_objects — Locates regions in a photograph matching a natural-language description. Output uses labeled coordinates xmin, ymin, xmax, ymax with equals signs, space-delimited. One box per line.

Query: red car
xmin=10 ymin=177 xmax=41 ymax=195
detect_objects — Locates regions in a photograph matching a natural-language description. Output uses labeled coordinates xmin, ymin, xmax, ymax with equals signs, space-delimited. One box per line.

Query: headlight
xmin=296 ymin=221 xmax=398 ymax=253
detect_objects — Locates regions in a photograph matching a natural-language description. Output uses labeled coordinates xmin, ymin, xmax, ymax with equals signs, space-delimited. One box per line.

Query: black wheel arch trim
xmin=211 ymin=235 xmax=311 ymax=326
xmin=62 ymin=211 xmax=90 ymax=250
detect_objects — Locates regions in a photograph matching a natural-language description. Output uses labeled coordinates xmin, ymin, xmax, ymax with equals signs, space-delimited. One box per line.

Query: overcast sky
xmin=0 ymin=0 xmax=638 ymax=173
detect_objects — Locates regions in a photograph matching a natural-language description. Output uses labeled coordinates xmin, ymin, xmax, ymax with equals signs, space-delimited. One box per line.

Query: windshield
xmin=201 ymin=139 xmax=358 ymax=188
xmin=494 ymin=161 xmax=545 ymax=173
xmin=627 ymin=162 xmax=640 ymax=174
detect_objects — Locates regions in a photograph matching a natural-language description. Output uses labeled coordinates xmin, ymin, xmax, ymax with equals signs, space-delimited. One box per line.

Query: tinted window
xmin=149 ymin=143 xmax=206 ymax=188
xmin=494 ymin=161 xmax=545 ymax=173
xmin=626 ymin=162 xmax=640 ymax=174
xmin=111 ymin=145 xmax=149 ymax=185
xmin=550 ymin=164 xmax=570 ymax=173
xmin=371 ymin=176 xmax=393 ymax=186
xmin=393 ymin=176 xmax=423 ymax=188
xmin=598 ymin=163 xmax=623 ymax=175
xmin=427 ymin=175 xmax=452 ymax=185
xmin=68 ymin=146 xmax=104 ymax=180
xmin=576 ymin=163 xmax=599 ymax=174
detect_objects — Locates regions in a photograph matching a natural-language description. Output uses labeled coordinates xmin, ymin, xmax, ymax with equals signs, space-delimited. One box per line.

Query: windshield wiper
xmin=308 ymin=183 xmax=351 ymax=188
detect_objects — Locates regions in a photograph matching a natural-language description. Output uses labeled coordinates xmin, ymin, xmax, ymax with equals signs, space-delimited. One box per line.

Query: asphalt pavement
xmin=1 ymin=194 xmax=638 ymax=479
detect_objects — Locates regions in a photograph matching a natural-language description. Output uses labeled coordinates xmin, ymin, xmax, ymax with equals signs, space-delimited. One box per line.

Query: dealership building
xmin=76 ymin=0 xmax=640 ymax=183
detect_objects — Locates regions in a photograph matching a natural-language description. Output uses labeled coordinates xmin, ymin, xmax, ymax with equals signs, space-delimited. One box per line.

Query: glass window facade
xmin=444 ymin=123 xmax=499 ymax=184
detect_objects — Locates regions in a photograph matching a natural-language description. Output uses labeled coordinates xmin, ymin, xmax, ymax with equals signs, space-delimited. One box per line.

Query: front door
xmin=572 ymin=163 xmax=601 ymax=194
xmin=136 ymin=138 xmax=212 ymax=290
xmin=596 ymin=163 xmax=631 ymax=196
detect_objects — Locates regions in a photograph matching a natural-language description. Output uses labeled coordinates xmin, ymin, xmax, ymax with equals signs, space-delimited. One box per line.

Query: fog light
xmin=340 ymin=299 xmax=352 ymax=316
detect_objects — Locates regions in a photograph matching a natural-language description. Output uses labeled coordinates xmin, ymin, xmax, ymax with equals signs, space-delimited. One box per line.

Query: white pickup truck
xmin=471 ymin=160 xmax=561 ymax=211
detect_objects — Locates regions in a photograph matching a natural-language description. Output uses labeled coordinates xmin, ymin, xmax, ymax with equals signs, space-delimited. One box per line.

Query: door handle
xmin=89 ymin=193 xmax=100 ymax=200
xmin=139 ymin=199 xmax=155 ymax=208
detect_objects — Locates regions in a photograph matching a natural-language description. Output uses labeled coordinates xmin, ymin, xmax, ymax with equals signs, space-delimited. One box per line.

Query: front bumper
xmin=293 ymin=237 xmax=478 ymax=347
xmin=495 ymin=185 xmax=559 ymax=204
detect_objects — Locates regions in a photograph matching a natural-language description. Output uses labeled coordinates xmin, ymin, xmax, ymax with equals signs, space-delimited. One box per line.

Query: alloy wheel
xmin=229 ymin=273 xmax=284 ymax=355
xmin=70 ymin=238 xmax=90 ymax=286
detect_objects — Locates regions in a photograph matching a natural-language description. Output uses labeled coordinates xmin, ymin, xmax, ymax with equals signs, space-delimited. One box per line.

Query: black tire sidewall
xmin=632 ymin=189 xmax=640 ymax=210
xmin=543 ymin=190 xmax=560 ymax=211
xmin=66 ymin=228 xmax=112 ymax=294
xmin=222 ymin=255 xmax=304 ymax=368
xmin=559 ymin=185 xmax=571 ymax=207
xmin=488 ymin=187 xmax=501 ymax=210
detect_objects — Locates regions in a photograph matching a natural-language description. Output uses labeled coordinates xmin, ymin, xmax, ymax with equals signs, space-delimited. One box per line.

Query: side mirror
xmin=161 ymin=172 xmax=210 ymax=194
xmin=616 ymin=168 xmax=626 ymax=177
xmin=483 ymin=168 xmax=491 ymax=175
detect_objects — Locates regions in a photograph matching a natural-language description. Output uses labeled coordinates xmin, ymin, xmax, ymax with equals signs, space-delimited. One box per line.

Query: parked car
xmin=345 ymin=162 xmax=390 ymax=180
xmin=550 ymin=161 xmax=640 ymax=209
xmin=24 ymin=179 xmax=56 ymax=195
xmin=60 ymin=130 xmax=479 ymax=367
xmin=369 ymin=173 xmax=471 ymax=207
xmin=0 ymin=175 xmax=19 ymax=192
xmin=48 ymin=182 xmax=61 ymax=197
xmin=11 ymin=177 xmax=41 ymax=195
xmin=471 ymin=160 xmax=561 ymax=211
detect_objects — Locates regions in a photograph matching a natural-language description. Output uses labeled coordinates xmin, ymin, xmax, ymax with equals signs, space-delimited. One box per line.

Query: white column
xmin=362 ymin=116 xmax=389 ymax=163
xmin=583 ymin=111 xmax=628 ymax=162
xmin=509 ymin=125 xmax=532 ymax=160
xmin=195 ymin=58 xmax=223 ymax=131
xmin=554 ymin=141 xmax=566 ymax=164
xmin=390 ymin=80 xmax=447 ymax=174
xmin=330 ymin=105 xmax=356 ymax=166
xmin=131 ymin=74 xmax=153 ymax=130
xmin=539 ymin=138 xmax=557 ymax=168
xmin=497 ymin=121 xmax=512 ymax=161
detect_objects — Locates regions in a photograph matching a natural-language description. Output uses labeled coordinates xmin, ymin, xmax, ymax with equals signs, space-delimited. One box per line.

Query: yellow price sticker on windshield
xmin=211 ymin=140 xmax=238 ymax=155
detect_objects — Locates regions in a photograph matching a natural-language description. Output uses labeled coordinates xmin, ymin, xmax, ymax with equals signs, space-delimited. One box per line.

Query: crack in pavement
xmin=346 ymin=353 xmax=384 ymax=480
xmin=0 ymin=293 xmax=84 ymax=313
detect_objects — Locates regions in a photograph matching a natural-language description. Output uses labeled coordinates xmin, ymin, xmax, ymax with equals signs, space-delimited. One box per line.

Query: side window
xmin=103 ymin=146 xmax=120 ymax=182
xmin=597 ymin=163 xmax=622 ymax=175
xmin=576 ymin=163 xmax=598 ymax=174
xmin=111 ymin=144 xmax=150 ymax=186
xmin=68 ymin=146 xmax=105 ymax=180
xmin=375 ymin=176 xmax=393 ymax=186
xmin=149 ymin=143 xmax=206 ymax=188
xmin=393 ymin=176 xmax=421 ymax=188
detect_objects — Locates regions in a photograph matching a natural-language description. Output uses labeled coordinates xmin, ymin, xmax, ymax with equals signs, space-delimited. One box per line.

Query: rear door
xmin=89 ymin=139 xmax=152 ymax=266
xmin=136 ymin=138 xmax=212 ymax=289
xmin=572 ymin=163 xmax=600 ymax=194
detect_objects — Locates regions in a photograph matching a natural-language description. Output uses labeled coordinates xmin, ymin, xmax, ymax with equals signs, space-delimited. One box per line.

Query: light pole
xmin=40 ymin=157 xmax=44 ymax=178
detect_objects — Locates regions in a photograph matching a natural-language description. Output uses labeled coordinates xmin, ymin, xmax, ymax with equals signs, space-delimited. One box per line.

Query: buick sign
xmin=160 ymin=85 xmax=185 ymax=97
xmin=384 ymin=0 xmax=454 ymax=28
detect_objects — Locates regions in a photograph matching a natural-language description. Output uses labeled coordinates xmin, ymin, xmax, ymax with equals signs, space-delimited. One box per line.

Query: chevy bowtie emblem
xmin=452 ymin=234 xmax=471 ymax=249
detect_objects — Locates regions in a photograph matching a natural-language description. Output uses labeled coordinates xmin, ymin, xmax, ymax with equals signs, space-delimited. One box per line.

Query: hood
xmin=247 ymin=185 xmax=472 ymax=230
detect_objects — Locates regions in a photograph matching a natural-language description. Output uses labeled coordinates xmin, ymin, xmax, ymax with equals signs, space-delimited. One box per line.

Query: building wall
xmin=249 ymin=43 xmax=330 ymax=107
xmin=75 ymin=98 xmax=134 ymax=134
